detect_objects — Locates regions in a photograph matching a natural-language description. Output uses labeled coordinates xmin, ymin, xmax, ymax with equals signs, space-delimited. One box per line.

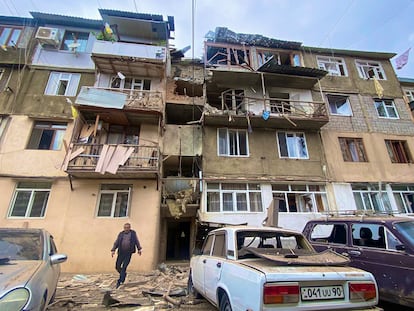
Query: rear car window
xmin=0 ymin=231 xmax=42 ymax=260
xmin=309 ymin=223 xmax=347 ymax=245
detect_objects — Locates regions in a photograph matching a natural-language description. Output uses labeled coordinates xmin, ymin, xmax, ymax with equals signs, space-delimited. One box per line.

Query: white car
xmin=0 ymin=228 xmax=67 ymax=311
xmin=188 ymin=226 xmax=382 ymax=311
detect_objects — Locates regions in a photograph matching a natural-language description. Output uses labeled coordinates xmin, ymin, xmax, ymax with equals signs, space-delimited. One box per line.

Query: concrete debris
xmin=48 ymin=263 xmax=214 ymax=310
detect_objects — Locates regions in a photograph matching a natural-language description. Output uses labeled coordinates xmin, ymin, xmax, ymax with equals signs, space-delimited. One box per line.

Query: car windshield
xmin=0 ymin=231 xmax=42 ymax=261
xmin=394 ymin=221 xmax=414 ymax=247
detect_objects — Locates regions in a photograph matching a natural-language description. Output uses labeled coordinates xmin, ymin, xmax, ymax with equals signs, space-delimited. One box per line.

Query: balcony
xmin=63 ymin=142 xmax=159 ymax=178
xmin=76 ymin=86 xmax=163 ymax=114
xmin=204 ymin=91 xmax=328 ymax=129
xmin=91 ymin=40 xmax=166 ymax=77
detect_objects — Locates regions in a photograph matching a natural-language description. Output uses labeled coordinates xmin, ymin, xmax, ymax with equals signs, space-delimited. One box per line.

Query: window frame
xmin=0 ymin=26 xmax=22 ymax=47
xmin=374 ymin=99 xmax=399 ymax=119
xmin=206 ymin=183 xmax=263 ymax=213
xmin=277 ymin=131 xmax=309 ymax=159
xmin=44 ymin=72 xmax=81 ymax=96
xmin=96 ymin=184 xmax=132 ymax=218
xmin=385 ymin=140 xmax=412 ymax=164
xmin=60 ymin=30 xmax=90 ymax=52
xmin=327 ymin=94 xmax=352 ymax=116
xmin=391 ymin=185 xmax=414 ymax=214
xmin=8 ymin=182 xmax=51 ymax=218
xmin=352 ymin=184 xmax=391 ymax=213
xmin=355 ymin=60 xmax=386 ymax=80
xmin=217 ymin=128 xmax=249 ymax=157
xmin=338 ymin=137 xmax=368 ymax=162
xmin=404 ymin=89 xmax=414 ymax=102
xmin=26 ymin=121 xmax=67 ymax=151
xmin=317 ymin=56 xmax=348 ymax=76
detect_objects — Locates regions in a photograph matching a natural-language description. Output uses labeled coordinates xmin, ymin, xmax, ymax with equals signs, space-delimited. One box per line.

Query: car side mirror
xmin=50 ymin=254 xmax=68 ymax=265
xmin=395 ymin=244 xmax=406 ymax=251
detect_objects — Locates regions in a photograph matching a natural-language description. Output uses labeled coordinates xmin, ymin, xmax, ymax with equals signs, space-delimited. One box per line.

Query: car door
xmin=192 ymin=234 xmax=214 ymax=295
xmin=204 ymin=232 xmax=226 ymax=303
xmin=48 ymin=236 xmax=61 ymax=293
xmin=348 ymin=222 xmax=414 ymax=303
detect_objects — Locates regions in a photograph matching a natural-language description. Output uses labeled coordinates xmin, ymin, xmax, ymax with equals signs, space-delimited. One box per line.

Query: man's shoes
xmin=116 ymin=280 xmax=121 ymax=289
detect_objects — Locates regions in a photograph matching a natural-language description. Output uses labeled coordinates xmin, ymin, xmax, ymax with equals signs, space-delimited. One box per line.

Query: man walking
xmin=111 ymin=223 xmax=142 ymax=288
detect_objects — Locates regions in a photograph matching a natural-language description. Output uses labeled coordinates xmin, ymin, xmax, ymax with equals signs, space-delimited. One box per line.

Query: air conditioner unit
xmin=35 ymin=27 xmax=61 ymax=47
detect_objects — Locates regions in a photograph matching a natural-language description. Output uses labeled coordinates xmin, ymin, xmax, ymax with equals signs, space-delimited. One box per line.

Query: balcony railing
xmin=65 ymin=143 xmax=159 ymax=174
xmin=220 ymin=91 xmax=327 ymax=119
xmin=76 ymin=86 xmax=163 ymax=112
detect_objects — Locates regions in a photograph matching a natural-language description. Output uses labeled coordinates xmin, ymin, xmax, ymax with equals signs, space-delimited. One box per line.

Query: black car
xmin=302 ymin=216 xmax=414 ymax=307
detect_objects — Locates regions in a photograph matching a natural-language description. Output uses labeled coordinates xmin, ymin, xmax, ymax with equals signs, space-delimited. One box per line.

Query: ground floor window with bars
xmin=352 ymin=183 xmax=391 ymax=213
xmin=272 ymin=184 xmax=328 ymax=213
xmin=206 ymin=183 xmax=262 ymax=212
xmin=97 ymin=184 xmax=131 ymax=217
xmin=8 ymin=182 xmax=51 ymax=218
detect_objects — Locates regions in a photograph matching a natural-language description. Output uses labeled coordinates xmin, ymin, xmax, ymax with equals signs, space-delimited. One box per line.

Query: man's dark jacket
xmin=111 ymin=230 xmax=142 ymax=254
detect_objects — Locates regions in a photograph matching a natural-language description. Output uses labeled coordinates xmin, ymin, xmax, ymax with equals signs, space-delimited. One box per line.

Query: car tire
xmin=187 ymin=273 xmax=202 ymax=299
xmin=219 ymin=292 xmax=232 ymax=311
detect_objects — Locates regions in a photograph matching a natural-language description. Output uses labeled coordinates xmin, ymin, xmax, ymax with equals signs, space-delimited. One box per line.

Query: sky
xmin=1 ymin=0 xmax=414 ymax=78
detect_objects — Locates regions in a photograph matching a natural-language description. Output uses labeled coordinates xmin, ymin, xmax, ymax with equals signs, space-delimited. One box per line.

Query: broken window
xmin=27 ymin=121 xmax=67 ymax=150
xmin=222 ymin=89 xmax=245 ymax=112
xmin=339 ymin=137 xmax=368 ymax=162
xmin=327 ymin=94 xmax=352 ymax=116
xmin=269 ymin=91 xmax=290 ymax=114
xmin=385 ymin=140 xmax=411 ymax=163
xmin=206 ymin=183 xmax=263 ymax=213
xmin=60 ymin=31 xmax=89 ymax=52
xmin=8 ymin=182 xmax=51 ymax=218
xmin=206 ymin=43 xmax=251 ymax=67
xmin=277 ymin=131 xmax=308 ymax=159
xmin=352 ymin=183 xmax=391 ymax=212
xmin=317 ymin=57 xmax=347 ymax=76
xmin=96 ymin=184 xmax=131 ymax=217
xmin=107 ymin=125 xmax=140 ymax=145
xmin=374 ymin=99 xmax=398 ymax=119
xmin=218 ymin=128 xmax=248 ymax=156
xmin=272 ymin=184 xmax=328 ymax=213
xmin=356 ymin=60 xmax=386 ymax=80
xmin=405 ymin=89 xmax=414 ymax=102
xmin=392 ymin=184 xmax=414 ymax=213
xmin=45 ymin=72 xmax=81 ymax=96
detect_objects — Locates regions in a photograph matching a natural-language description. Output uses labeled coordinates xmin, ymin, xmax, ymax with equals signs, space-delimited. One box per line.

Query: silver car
xmin=0 ymin=228 xmax=67 ymax=311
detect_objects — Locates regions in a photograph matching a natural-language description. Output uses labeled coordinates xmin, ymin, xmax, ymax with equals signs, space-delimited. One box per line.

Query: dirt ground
xmin=47 ymin=263 xmax=215 ymax=311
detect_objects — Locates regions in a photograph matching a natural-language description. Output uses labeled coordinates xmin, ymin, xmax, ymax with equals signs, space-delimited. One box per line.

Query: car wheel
xmin=219 ymin=292 xmax=232 ymax=311
xmin=187 ymin=273 xmax=202 ymax=299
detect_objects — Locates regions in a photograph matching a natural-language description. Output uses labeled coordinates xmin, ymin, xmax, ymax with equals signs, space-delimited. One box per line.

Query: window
xmin=405 ymin=89 xmax=414 ymax=102
xmin=309 ymin=224 xmax=347 ymax=245
xmin=272 ymin=184 xmax=328 ymax=213
xmin=351 ymin=223 xmax=398 ymax=249
xmin=8 ymin=182 xmax=51 ymax=218
xmin=385 ymin=140 xmax=411 ymax=163
xmin=352 ymin=183 xmax=391 ymax=212
xmin=97 ymin=184 xmax=131 ymax=217
xmin=60 ymin=31 xmax=89 ymax=52
xmin=317 ymin=57 xmax=347 ymax=76
xmin=206 ymin=183 xmax=263 ymax=213
xmin=0 ymin=26 xmax=22 ymax=47
xmin=218 ymin=128 xmax=248 ymax=156
xmin=45 ymin=72 xmax=81 ymax=96
xmin=202 ymin=235 xmax=214 ymax=255
xmin=277 ymin=132 xmax=308 ymax=159
xmin=356 ymin=60 xmax=386 ymax=80
xmin=212 ymin=234 xmax=226 ymax=257
xmin=327 ymin=94 xmax=352 ymax=116
xmin=374 ymin=99 xmax=399 ymax=119
xmin=392 ymin=184 xmax=414 ymax=213
xmin=338 ymin=137 xmax=368 ymax=162
xmin=27 ymin=121 xmax=67 ymax=150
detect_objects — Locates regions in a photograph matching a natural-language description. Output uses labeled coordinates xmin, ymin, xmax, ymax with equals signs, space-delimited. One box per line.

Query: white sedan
xmin=188 ymin=226 xmax=382 ymax=311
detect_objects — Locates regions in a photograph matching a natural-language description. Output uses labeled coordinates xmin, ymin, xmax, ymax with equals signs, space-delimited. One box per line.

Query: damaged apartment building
xmin=1 ymin=8 xmax=414 ymax=273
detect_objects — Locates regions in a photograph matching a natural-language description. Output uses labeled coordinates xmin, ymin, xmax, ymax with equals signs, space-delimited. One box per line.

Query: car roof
xmin=307 ymin=215 xmax=413 ymax=225
xmin=209 ymin=225 xmax=302 ymax=235
xmin=0 ymin=228 xmax=46 ymax=234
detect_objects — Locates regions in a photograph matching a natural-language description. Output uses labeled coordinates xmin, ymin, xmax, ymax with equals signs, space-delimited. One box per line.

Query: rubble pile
xmin=47 ymin=264 xmax=214 ymax=310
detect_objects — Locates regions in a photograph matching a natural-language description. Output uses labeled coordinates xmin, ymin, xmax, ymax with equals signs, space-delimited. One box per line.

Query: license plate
xmin=301 ymin=285 xmax=344 ymax=301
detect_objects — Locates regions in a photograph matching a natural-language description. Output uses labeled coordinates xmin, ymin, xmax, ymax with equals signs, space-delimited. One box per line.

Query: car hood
xmin=0 ymin=260 xmax=42 ymax=293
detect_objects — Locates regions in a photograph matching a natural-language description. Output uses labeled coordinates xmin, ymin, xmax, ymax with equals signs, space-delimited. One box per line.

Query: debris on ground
xmin=47 ymin=263 xmax=214 ymax=310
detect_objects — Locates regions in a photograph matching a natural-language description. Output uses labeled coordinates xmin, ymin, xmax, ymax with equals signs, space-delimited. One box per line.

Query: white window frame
xmin=317 ymin=56 xmax=348 ymax=76
xmin=391 ymin=185 xmax=414 ymax=214
xmin=404 ymin=89 xmax=414 ymax=102
xmin=327 ymin=94 xmax=353 ymax=116
xmin=352 ymin=184 xmax=391 ymax=213
xmin=272 ymin=184 xmax=328 ymax=213
xmin=45 ymin=72 xmax=81 ymax=96
xmin=8 ymin=182 xmax=51 ymax=218
xmin=277 ymin=131 xmax=309 ymax=159
xmin=355 ymin=60 xmax=386 ymax=80
xmin=374 ymin=99 xmax=399 ymax=119
xmin=96 ymin=184 xmax=131 ymax=218
xmin=217 ymin=128 xmax=249 ymax=157
xmin=206 ymin=183 xmax=263 ymax=213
